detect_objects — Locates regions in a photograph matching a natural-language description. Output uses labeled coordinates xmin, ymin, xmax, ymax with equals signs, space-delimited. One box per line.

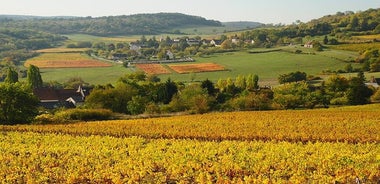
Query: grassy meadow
xmin=37 ymin=49 xmax=361 ymax=85
xmin=31 ymin=33 xmax=368 ymax=85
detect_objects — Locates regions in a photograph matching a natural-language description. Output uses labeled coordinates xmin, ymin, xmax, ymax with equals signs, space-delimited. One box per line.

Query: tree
xmin=344 ymin=64 xmax=353 ymax=73
xmin=171 ymin=84 xmax=213 ymax=113
xmin=246 ymin=74 xmax=259 ymax=91
xmin=346 ymin=72 xmax=373 ymax=105
xmin=235 ymin=75 xmax=246 ymax=90
xmin=253 ymin=74 xmax=259 ymax=90
xmin=157 ymin=78 xmax=178 ymax=104
xmin=0 ymin=82 xmax=39 ymax=124
xmin=127 ymin=96 xmax=148 ymax=115
xmin=323 ymin=36 xmax=329 ymax=45
xmin=4 ymin=67 xmax=18 ymax=83
xmin=85 ymin=83 xmax=138 ymax=113
xmin=273 ymin=81 xmax=310 ymax=109
xmin=27 ymin=65 xmax=43 ymax=89
xmin=348 ymin=15 xmax=359 ymax=31
xmin=221 ymin=40 xmax=232 ymax=49
xmin=64 ymin=77 xmax=89 ymax=89
xmin=278 ymin=71 xmax=307 ymax=84
xmin=201 ymin=79 xmax=216 ymax=96
xmin=324 ymin=75 xmax=349 ymax=105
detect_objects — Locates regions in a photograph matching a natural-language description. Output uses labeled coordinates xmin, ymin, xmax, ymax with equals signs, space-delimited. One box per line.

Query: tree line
xmin=0 ymin=13 xmax=222 ymax=36
xmin=1 ymin=64 xmax=377 ymax=125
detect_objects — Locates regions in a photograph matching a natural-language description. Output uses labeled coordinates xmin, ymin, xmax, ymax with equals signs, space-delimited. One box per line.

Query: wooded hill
xmin=0 ymin=13 xmax=222 ymax=36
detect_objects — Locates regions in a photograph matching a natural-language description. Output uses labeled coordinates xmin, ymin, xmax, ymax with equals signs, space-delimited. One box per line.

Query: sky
xmin=0 ymin=0 xmax=379 ymax=24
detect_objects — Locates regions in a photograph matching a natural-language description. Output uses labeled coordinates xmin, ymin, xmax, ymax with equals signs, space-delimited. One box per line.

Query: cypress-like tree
xmin=27 ymin=65 xmax=43 ymax=89
xmin=4 ymin=67 xmax=18 ymax=84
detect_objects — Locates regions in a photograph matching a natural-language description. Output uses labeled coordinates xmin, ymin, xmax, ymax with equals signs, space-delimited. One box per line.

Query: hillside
xmin=222 ymin=21 xmax=263 ymax=30
xmin=309 ymin=8 xmax=380 ymax=32
xmin=0 ymin=13 xmax=223 ymax=36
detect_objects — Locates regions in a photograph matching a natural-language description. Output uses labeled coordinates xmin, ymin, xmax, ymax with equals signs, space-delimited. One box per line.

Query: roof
xmin=33 ymin=86 xmax=91 ymax=108
xmin=33 ymin=88 xmax=82 ymax=101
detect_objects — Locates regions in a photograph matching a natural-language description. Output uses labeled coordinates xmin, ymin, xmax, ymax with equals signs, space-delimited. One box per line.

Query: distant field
xmin=36 ymin=48 xmax=90 ymax=53
xmin=353 ymin=34 xmax=380 ymax=40
xmin=25 ymin=53 xmax=112 ymax=68
xmin=34 ymin=34 xmax=363 ymax=85
xmin=64 ymin=34 xmax=138 ymax=44
xmin=168 ymin=63 xmax=226 ymax=74
xmin=37 ymin=49 xmax=360 ymax=85
xmin=135 ymin=64 xmax=171 ymax=75
xmin=330 ymin=42 xmax=380 ymax=52
xmin=159 ymin=50 xmax=360 ymax=85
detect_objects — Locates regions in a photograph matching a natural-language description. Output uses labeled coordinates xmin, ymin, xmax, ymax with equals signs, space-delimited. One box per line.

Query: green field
xmin=39 ymin=49 xmax=362 ymax=85
xmin=35 ymin=34 xmax=366 ymax=85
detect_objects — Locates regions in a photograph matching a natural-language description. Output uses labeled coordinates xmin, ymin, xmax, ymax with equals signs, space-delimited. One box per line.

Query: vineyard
xmin=24 ymin=53 xmax=112 ymax=68
xmin=168 ymin=63 xmax=226 ymax=74
xmin=1 ymin=105 xmax=380 ymax=183
xmin=135 ymin=64 xmax=171 ymax=74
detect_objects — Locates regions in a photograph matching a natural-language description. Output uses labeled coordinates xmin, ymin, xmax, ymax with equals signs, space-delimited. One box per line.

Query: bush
xmin=33 ymin=114 xmax=58 ymax=124
xmin=55 ymin=109 xmax=114 ymax=121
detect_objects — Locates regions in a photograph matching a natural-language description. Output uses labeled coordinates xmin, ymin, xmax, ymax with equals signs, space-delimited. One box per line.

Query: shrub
xmin=33 ymin=114 xmax=58 ymax=124
xmin=55 ymin=109 xmax=114 ymax=121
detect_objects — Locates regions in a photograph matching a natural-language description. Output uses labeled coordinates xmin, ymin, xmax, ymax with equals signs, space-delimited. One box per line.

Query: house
xmin=202 ymin=39 xmax=211 ymax=45
xmin=244 ymin=39 xmax=255 ymax=44
xmin=33 ymin=85 xmax=91 ymax=109
xmin=304 ymin=41 xmax=314 ymax=48
xmin=210 ymin=39 xmax=222 ymax=47
xmin=166 ymin=50 xmax=175 ymax=60
xmin=129 ymin=42 xmax=147 ymax=51
xmin=186 ymin=38 xmax=201 ymax=46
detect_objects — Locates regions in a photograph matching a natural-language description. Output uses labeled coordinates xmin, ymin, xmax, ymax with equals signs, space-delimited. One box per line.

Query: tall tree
xmin=347 ymin=72 xmax=373 ymax=105
xmin=157 ymin=78 xmax=178 ymax=104
xmin=27 ymin=65 xmax=43 ymax=89
xmin=201 ymin=79 xmax=216 ymax=96
xmin=0 ymin=82 xmax=39 ymax=124
xmin=4 ymin=67 xmax=18 ymax=84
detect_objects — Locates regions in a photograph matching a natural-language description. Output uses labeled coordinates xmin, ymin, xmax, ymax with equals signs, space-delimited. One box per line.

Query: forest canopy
xmin=0 ymin=13 xmax=223 ymax=36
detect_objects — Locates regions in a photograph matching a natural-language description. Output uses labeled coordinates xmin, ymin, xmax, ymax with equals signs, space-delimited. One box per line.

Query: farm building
xmin=210 ymin=39 xmax=222 ymax=47
xmin=33 ymin=85 xmax=91 ymax=109
xmin=304 ymin=41 xmax=314 ymax=48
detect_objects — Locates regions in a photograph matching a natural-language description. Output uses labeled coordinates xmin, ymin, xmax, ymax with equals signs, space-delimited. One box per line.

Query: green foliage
xmin=4 ymin=67 xmax=18 ymax=83
xmin=0 ymin=13 xmax=222 ymax=36
xmin=201 ymin=79 xmax=216 ymax=96
xmin=0 ymin=82 xmax=39 ymax=124
xmin=273 ymin=81 xmax=311 ymax=109
xmin=63 ymin=77 xmax=89 ymax=89
xmin=54 ymin=109 xmax=114 ymax=122
xmin=127 ymin=96 xmax=148 ymax=115
xmin=85 ymin=83 xmax=138 ymax=113
xmin=325 ymin=73 xmax=373 ymax=105
xmin=169 ymin=84 xmax=214 ymax=114
xmin=229 ymin=92 xmax=271 ymax=111
xmin=278 ymin=71 xmax=307 ymax=84
xmin=0 ymin=28 xmax=66 ymax=64
xmin=157 ymin=78 xmax=178 ymax=104
xmin=344 ymin=64 xmax=353 ymax=73
xmin=370 ymin=88 xmax=380 ymax=102
xmin=27 ymin=65 xmax=43 ymax=89
xmin=346 ymin=72 xmax=373 ymax=105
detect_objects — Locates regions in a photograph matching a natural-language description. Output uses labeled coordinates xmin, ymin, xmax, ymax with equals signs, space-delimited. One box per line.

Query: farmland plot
xmin=168 ymin=62 xmax=226 ymax=74
xmin=25 ymin=53 xmax=112 ymax=68
xmin=135 ymin=64 xmax=171 ymax=74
